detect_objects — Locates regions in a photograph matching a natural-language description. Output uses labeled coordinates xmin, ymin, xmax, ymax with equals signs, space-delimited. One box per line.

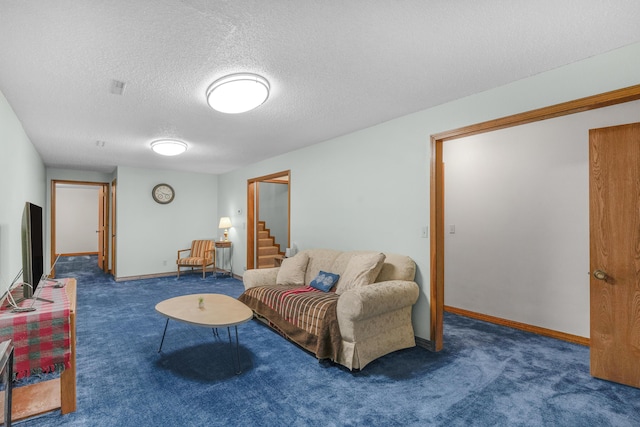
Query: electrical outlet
xmin=237 ymin=208 xmax=242 ymax=215
xmin=420 ymin=226 xmax=428 ymax=238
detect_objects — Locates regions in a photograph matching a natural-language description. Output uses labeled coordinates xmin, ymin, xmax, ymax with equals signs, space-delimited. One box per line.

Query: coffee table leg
xmin=158 ymin=318 xmax=170 ymax=353
xmin=227 ymin=326 xmax=242 ymax=375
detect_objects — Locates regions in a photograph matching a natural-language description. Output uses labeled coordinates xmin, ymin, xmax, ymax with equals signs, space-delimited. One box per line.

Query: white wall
xmin=0 ymin=90 xmax=46 ymax=296
xmin=445 ymin=100 xmax=640 ymax=338
xmin=115 ymin=166 xmax=218 ymax=278
xmin=218 ymin=42 xmax=640 ymax=341
xmin=56 ymin=186 xmax=100 ymax=254
xmin=259 ymin=182 xmax=288 ymax=250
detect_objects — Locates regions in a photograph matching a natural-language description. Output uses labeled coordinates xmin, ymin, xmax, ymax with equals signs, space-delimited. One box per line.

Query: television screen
xmin=21 ymin=202 xmax=44 ymax=300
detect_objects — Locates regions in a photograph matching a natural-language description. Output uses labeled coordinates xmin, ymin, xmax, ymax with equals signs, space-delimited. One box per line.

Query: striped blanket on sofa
xmin=238 ymin=285 xmax=342 ymax=360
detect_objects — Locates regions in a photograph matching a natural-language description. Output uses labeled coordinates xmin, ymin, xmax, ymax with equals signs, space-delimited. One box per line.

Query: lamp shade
xmin=150 ymin=139 xmax=187 ymax=156
xmin=218 ymin=217 xmax=232 ymax=229
xmin=206 ymin=73 xmax=270 ymax=114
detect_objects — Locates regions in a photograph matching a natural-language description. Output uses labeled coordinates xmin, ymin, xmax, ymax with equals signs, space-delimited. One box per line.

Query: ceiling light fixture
xmin=150 ymin=139 xmax=188 ymax=156
xmin=206 ymin=73 xmax=270 ymax=114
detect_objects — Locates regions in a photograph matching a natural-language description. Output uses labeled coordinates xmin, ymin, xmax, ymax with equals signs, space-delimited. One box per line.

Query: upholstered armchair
xmin=176 ymin=240 xmax=215 ymax=278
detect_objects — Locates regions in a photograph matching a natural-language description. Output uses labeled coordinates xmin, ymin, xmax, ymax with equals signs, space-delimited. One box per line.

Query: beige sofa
xmin=240 ymin=249 xmax=420 ymax=370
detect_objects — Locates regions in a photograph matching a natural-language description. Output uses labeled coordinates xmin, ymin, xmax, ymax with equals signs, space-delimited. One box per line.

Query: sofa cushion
xmin=276 ymin=253 xmax=310 ymax=286
xmin=335 ymin=253 xmax=386 ymax=295
xmin=301 ymin=249 xmax=342 ymax=286
xmin=376 ymin=253 xmax=417 ymax=282
xmin=310 ymin=271 xmax=340 ymax=292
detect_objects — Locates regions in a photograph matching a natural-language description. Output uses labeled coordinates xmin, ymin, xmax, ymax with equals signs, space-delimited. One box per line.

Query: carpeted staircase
xmin=257 ymin=220 xmax=284 ymax=268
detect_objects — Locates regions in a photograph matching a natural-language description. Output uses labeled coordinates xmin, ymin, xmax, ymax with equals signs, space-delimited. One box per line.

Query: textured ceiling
xmin=1 ymin=1 xmax=640 ymax=174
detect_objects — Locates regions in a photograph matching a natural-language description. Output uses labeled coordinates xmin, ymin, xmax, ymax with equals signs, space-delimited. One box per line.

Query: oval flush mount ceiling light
xmin=150 ymin=139 xmax=188 ymax=156
xmin=206 ymin=73 xmax=270 ymax=114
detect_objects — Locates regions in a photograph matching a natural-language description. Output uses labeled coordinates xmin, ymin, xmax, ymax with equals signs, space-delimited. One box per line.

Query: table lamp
xmin=218 ymin=217 xmax=232 ymax=241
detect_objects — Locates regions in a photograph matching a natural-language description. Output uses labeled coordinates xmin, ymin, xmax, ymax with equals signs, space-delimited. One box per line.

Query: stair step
xmin=258 ymin=230 xmax=269 ymax=239
xmin=258 ymin=238 xmax=274 ymax=246
xmin=258 ymin=256 xmax=276 ymax=268
xmin=259 ymin=246 xmax=278 ymax=256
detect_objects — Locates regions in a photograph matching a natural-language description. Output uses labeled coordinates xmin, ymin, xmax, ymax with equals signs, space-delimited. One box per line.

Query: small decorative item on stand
xmin=198 ymin=296 xmax=204 ymax=309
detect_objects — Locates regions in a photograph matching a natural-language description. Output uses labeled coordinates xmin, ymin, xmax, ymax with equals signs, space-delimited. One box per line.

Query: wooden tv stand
xmin=11 ymin=278 xmax=77 ymax=421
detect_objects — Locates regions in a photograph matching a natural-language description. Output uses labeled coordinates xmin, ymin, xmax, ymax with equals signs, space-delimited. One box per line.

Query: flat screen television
xmin=21 ymin=202 xmax=44 ymax=300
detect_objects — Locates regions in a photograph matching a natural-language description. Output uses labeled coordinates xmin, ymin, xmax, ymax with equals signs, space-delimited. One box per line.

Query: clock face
xmin=152 ymin=183 xmax=175 ymax=204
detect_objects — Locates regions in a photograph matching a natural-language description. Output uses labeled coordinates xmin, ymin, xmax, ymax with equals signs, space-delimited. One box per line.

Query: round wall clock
xmin=152 ymin=183 xmax=175 ymax=204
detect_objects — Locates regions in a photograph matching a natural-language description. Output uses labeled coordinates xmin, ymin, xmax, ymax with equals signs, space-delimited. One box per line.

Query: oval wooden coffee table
xmin=155 ymin=294 xmax=253 ymax=374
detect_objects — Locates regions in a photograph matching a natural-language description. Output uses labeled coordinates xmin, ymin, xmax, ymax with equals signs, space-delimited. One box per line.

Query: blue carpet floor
xmin=15 ymin=255 xmax=640 ymax=426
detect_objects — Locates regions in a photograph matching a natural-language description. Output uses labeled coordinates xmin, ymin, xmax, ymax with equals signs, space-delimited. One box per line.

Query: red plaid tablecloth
xmin=0 ymin=279 xmax=71 ymax=379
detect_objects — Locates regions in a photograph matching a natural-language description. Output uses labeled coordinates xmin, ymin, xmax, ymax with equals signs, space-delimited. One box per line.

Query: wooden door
xmin=97 ymin=186 xmax=105 ymax=271
xmin=97 ymin=184 xmax=109 ymax=273
xmin=111 ymin=179 xmax=117 ymax=277
xmin=589 ymin=122 xmax=640 ymax=388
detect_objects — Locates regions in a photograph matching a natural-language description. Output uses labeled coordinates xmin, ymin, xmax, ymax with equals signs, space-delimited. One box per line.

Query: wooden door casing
xmin=246 ymin=170 xmax=290 ymax=270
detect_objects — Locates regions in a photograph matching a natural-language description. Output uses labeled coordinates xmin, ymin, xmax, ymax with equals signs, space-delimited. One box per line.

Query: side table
xmin=2 ymin=278 xmax=77 ymax=421
xmin=0 ymin=340 xmax=13 ymax=426
xmin=214 ymin=241 xmax=233 ymax=278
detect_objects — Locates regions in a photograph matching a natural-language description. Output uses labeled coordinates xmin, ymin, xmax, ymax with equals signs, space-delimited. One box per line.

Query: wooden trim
xmin=99 ymin=183 xmax=109 ymax=273
xmin=58 ymin=251 xmax=98 ymax=257
xmin=111 ymin=178 xmax=117 ymax=277
xmin=430 ymin=84 xmax=640 ymax=352
xmin=432 ymin=84 xmax=640 ymax=142
xmin=256 ymin=181 xmax=261 ymax=262
xmin=430 ymin=138 xmax=444 ymax=352
xmin=247 ymin=181 xmax=256 ymax=270
xmin=248 ymin=170 xmax=291 ymax=183
xmin=50 ymin=180 xmax=57 ymax=277
xmin=115 ymin=271 xmax=179 ymax=282
xmin=445 ymin=305 xmax=589 ymax=346
xmin=60 ymin=279 xmax=77 ymax=413
xmin=287 ymin=172 xmax=291 ymax=249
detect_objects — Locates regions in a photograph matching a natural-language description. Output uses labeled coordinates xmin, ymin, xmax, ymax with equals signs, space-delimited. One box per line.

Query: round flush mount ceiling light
xmin=206 ymin=73 xmax=270 ymax=114
xmin=150 ymin=139 xmax=188 ymax=156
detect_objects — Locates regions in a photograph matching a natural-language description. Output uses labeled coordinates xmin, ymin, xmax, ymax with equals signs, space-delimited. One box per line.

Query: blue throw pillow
xmin=309 ymin=271 xmax=340 ymax=292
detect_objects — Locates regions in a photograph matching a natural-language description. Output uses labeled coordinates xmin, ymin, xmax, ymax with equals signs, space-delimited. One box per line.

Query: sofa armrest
xmin=336 ymin=280 xmax=419 ymax=321
xmin=242 ymin=267 xmax=280 ymax=290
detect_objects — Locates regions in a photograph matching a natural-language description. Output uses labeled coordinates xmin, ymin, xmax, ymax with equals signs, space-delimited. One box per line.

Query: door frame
xmin=51 ymin=180 xmax=111 ymax=276
xmin=111 ymin=178 xmax=117 ymax=278
xmin=247 ymin=170 xmax=291 ymax=270
xmin=429 ymin=84 xmax=640 ymax=351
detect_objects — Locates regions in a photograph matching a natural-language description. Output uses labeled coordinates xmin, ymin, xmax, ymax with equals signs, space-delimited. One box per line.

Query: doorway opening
xmin=51 ymin=180 xmax=111 ymax=277
xmin=246 ymin=170 xmax=290 ymax=270
xmin=429 ymin=84 xmax=640 ymax=352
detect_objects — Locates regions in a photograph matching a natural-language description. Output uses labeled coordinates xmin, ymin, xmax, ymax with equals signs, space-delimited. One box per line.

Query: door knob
xmin=593 ymin=270 xmax=608 ymax=281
